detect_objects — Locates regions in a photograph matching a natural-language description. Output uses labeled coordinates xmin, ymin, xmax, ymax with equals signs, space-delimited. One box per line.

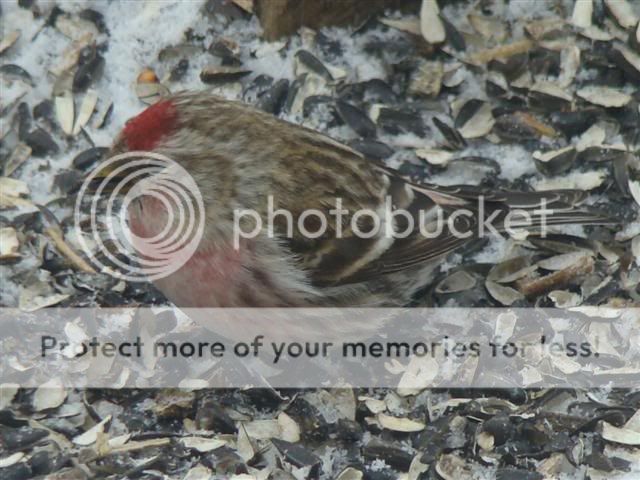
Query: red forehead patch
xmin=122 ymin=100 xmax=178 ymax=151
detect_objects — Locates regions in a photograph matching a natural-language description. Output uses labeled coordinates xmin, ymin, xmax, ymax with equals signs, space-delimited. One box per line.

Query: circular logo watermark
xmin=74 ymin=152 xmax=205 ymax=282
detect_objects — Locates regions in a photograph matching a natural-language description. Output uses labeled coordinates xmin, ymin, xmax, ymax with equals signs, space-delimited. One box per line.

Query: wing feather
xmin=262 ymin=119 xmax=613 ymax=287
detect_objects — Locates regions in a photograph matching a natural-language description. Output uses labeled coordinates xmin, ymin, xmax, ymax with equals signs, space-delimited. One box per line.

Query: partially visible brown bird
xmin=106 ymin=92 xmax=610 ymax=307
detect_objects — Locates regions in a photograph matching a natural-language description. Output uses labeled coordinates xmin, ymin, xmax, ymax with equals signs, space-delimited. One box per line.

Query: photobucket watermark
xmin=233 ymin=195 xmax=554 ymax=249
xmin=74 ymin=152 xmax=556 ymax=282
xmin=74 ymin=152 xmax=205 ymax=282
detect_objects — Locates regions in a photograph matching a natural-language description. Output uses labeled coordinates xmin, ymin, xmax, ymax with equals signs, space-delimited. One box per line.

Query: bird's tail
xmin=424 ymin=184 xmax=617 ymax=231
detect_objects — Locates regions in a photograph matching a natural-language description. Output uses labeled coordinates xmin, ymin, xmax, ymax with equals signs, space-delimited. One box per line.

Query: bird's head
xmin=87 ymin=94 xmax=233 ymax=275
xmin=118 ymin=97 xmax=180 ymax=152
xmin=105 ymin=92 xmax=263 ymax=208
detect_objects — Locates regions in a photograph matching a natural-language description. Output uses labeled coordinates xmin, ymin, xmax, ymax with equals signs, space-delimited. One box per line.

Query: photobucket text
xmin=232 ymin=195 xmax=553 ymax=249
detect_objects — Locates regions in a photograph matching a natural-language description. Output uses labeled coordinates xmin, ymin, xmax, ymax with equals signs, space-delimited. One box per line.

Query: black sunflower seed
xmin=336 ymin=100 xmax=376 ymax=138
xmin=73 ymin=147 xmax=108 ymax=170
xmin=0 ymin=64 xmax=33 ymax=84
xmin=73 ymin=48 xmax=105 ymax=92
xmin=349 ymin=139 xmax=394 ymax=160
xmin=79 ymin=8 xmax=108 ymax=33
xmin=377 ymin=108 xmax=428 ymax=136
xmin=169 ymin=58 xmax=189 ymax=81
xmin=15 ymin=102 xmax=31 ymax=140
xmin=433 ymin=117 xmax=466 ymax=149
xmin=24 ymin=128 xmax=58 ymax=156
xmin=257 ymin=79 xmax=289 ymax=115
xmin=272 ymin=438 xmax=321 ymax=470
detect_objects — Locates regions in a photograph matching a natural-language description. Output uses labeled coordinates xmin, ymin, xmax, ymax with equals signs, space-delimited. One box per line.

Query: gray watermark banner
xmin=1 ymin=308 xmax=638 ymax=389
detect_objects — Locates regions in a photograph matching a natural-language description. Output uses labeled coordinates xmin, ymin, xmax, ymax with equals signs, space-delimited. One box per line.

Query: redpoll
xmin=103 ymin=92 xmax=610 ymax=307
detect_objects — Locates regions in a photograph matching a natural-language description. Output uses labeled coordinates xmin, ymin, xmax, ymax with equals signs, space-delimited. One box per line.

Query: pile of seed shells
xmin=1 ymin=0 xmax=639 ymax=311
xmin=1 ymin=305 xmax=640 ymax=479
xmin=1 ymin=381 xmax=640 ymax=479
xmin=1 ymin=0 xmax=639 ymax=478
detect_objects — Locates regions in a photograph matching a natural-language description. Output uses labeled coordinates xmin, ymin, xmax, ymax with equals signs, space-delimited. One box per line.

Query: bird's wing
xmin=233 ymin=102 xmax=612 ymax=287
xmin=281 ymin=158 xmax=611 ymax=287
xmin=283 ymin=167 xmax=478 ymax=286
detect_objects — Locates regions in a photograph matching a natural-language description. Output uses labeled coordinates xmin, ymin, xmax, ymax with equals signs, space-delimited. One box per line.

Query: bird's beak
xmin=86 ymin=154 xmax=152 ymax=194
xmin=86 ymin=160 xmax=122 ymax=194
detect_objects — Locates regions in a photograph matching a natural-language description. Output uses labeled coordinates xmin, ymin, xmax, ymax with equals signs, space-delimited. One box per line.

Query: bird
xmin=102 ymin=91 xmax=611 ymax=308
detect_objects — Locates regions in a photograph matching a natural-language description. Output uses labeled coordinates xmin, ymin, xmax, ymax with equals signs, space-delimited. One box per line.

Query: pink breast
xmin=127 ymin=197 xmax=244 ymax=307
xmin=152 ymin=244 xmax=244 ymax=307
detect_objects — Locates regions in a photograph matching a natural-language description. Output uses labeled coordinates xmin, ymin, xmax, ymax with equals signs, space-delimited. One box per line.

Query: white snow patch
xmin=472 ymin=235 xmax=510 ymax=264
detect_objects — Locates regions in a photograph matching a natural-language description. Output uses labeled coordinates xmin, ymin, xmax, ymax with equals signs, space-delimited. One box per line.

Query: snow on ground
xmin=1 ymin=0 xmax=638 ymax=307
xmin=1 ymin=2 xmax=639 ymax=476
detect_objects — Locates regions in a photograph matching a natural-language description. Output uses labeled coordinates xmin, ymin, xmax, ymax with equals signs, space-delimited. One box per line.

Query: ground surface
xmin=0 ymin=0 xmax=639 ymax=479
